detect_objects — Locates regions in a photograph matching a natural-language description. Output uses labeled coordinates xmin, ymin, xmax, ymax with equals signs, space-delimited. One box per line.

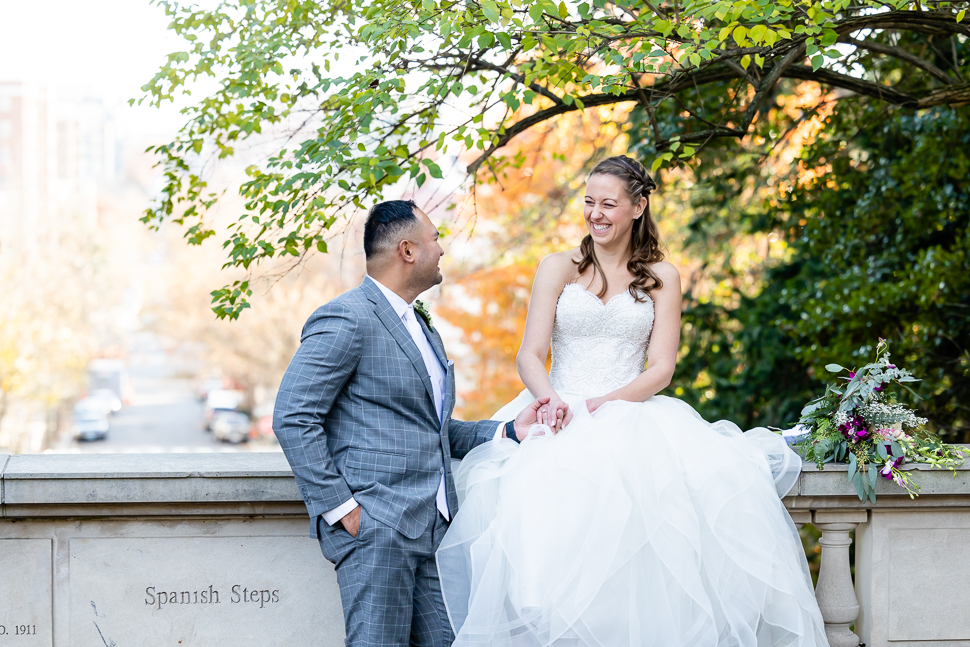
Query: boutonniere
xmin=414 ymin=300 xmax=434 ymax=331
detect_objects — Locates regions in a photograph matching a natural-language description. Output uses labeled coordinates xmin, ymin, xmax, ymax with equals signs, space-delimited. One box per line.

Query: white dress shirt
xmin=323 ymin=276 xmax=458 ymax=526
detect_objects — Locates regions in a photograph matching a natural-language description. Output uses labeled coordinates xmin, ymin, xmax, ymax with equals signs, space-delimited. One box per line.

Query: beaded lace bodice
xmin=549 ymin=283 xmax=655 ymax=398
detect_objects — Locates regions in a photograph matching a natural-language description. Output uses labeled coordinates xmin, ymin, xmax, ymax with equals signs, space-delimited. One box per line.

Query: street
xmin=51 ymin=335 xmax=280 ymax=454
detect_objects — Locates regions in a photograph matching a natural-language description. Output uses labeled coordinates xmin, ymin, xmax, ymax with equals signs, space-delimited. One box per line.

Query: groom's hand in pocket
xmin=340 ymin=506 xmax=361 ymax=538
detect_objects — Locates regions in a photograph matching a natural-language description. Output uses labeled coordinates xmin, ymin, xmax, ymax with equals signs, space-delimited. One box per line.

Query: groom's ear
xmin=399 ymin=238 xmax=416 ymax=264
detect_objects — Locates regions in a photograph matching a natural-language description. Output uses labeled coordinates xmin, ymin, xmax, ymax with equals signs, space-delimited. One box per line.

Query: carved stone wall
xmin=2 ymin=452 xmax=969 ymax=646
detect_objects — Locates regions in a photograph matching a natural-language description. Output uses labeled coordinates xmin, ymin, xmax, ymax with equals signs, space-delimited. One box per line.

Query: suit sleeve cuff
xmin=492 ymin=421 xmax=506 ymax=443
xmin=322 ymin=497 xmax=358 ymax=526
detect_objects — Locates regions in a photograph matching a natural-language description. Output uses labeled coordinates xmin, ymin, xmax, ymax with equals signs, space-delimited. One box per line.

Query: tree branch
xmin=467 ymin=28 xmax=969 ymax=174
xmin=841 ymin=35 xmax=953 ymax=84
xmin=468 ymin=58 xmax=565 ymax=105
xmin=784 ymin=65 xmax=920 ymax=105
xmin=467 ymin=68 xmax=739 ymax=173
xmin=741 ymin=42 xmax=807 ymax=131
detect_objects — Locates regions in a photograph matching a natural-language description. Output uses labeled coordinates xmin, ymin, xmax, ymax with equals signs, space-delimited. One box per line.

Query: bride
xmin=435 ymin=156 xmax=829 ymax=646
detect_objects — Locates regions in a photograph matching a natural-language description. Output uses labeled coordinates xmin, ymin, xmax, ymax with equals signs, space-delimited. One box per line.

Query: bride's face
xmin=583 ymin=174 xmax=645 ymax=248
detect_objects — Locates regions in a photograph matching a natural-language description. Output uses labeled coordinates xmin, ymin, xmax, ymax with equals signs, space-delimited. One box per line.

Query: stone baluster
xmin=812 ymin=510 xmax=868 ymax=647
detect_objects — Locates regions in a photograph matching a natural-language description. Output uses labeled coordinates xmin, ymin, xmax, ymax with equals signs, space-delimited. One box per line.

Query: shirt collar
xmin=366 ymin=275 xmax=411 ymax=320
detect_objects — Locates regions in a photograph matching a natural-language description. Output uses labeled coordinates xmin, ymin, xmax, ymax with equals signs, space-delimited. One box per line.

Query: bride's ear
xmin=635 ymin=196 xmax=648 ymax=218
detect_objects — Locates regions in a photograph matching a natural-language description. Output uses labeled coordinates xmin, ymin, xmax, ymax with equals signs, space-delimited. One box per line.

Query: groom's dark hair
xmin=364 ymin=199 xmax=419 ymax=259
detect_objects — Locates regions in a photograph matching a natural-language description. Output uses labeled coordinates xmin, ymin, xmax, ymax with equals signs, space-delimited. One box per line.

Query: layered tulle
xmin=437 ymin=391 xmax=828 ymax=647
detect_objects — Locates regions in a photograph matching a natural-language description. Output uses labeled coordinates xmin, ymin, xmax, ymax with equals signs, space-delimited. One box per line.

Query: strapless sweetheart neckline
xmin=561 ymin=281 xmax=655 ymax=308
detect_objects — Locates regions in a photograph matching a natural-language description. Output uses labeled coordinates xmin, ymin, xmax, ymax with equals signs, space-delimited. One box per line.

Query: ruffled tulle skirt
xmin=436 ymin=391 xmax=828 ymax=647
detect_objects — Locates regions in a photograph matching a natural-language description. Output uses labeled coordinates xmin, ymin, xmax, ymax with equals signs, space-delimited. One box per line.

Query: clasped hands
xmin=512 ymin=394 xmax=613 ymax=440
xmin=510 ymin=395 xmax=574 ymax=440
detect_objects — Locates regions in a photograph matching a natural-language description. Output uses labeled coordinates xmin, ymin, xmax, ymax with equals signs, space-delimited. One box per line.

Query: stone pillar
xmin=813 ymin=509 xmax=868 ymax=647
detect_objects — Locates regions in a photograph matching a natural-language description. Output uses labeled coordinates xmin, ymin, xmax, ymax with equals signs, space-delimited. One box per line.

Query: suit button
xmin=439 ymin=467 xmax=445 ymax=475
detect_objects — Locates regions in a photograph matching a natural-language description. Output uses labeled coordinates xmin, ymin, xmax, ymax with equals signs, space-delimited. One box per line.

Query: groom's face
xmin=411 ymin=207 xmax=444 ymax=290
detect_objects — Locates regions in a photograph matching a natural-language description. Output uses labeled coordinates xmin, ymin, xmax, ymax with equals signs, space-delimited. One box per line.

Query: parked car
xmin=197 ymin=376 xmax=228 ymax=402
xmin=89 ymin=388 xmax=123 ymax=415
xmin=87 ymin=358 xmax=131 ymax=406
xmin=203 ymin=389 xmax=246 ymax=431
xmin=73 ymin=400 xmax=110 ymax=441
xmin=211 ymin=410 xmax=251 ymax=444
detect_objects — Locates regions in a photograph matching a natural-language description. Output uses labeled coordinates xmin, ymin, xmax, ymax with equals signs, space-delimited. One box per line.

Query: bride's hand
xmin=585 ymin=396 xmax=610 ymax=414
xmin=539 ymin=397 xmax=571 ymax=431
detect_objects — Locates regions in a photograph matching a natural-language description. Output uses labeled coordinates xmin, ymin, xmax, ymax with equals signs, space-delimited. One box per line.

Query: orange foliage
xmin=436 ymin=264 xmax=537 ymax=420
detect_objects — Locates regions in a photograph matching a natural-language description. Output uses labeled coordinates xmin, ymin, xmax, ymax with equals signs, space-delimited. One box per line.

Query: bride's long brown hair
xmin=575 ymin=156 xmax=664 ymax=302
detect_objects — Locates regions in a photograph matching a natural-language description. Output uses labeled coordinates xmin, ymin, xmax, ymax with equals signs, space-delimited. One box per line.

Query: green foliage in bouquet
xmin=794 ymin=339 xmax=965 ymax=502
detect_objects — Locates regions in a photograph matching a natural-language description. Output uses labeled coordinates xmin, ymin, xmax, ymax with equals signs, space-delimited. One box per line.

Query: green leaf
xmin=480 ymin=0 xmax=500 ymax=22
xmin=423 ymin=159 xmax=444 ymax=179
xmin=819 ymin=29 xmax=839 ymax=47
xmin=958 ymin=9 xmax=966 ymax=23
xmin=811 ymin=55 xmax=824 ymax=71
xmin=848 ymin=451 xmax=857 ymax=480
xmin=825 ymin=363 xmax=845 ymax=372
xmin=732 ymin=26 xmax=747 ymax=46
xmin=890 ymin=440 xmax=903 ymax=457
xmin=852 ymin=471 xmax=866 ymax=501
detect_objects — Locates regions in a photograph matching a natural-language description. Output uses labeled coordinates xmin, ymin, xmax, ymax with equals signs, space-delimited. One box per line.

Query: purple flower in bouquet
xmin=881 ymin=457 xmax=903 ymax=480
xmin=838 ymin=414 xmax=867 ymax=442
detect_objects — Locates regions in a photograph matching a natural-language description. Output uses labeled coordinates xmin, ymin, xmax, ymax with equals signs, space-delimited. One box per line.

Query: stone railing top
xmin=1 ymin=451 xmax=294 ymax=479
xmin=1 ymin=450 xmax=969 ymax=515
xmin=787 ymin=455 xmax=970 ymax=503
xmin=1 ymin=452 xmax=302 ymax=513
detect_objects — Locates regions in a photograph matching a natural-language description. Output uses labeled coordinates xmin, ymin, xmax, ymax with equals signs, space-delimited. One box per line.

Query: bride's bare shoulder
xmin=647 ymin=261 xmax=683 ymax=293
xmin=537 ymin=249 xmax=581 ymax=281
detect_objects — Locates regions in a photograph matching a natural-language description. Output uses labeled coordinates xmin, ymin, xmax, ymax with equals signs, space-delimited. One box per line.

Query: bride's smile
xmin=583 ymin=172 xmax=646 ymax=248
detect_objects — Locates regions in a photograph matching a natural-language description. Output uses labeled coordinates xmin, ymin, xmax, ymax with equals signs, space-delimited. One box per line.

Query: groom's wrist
xmin=506 ymin=420 xmax=521 ymax=444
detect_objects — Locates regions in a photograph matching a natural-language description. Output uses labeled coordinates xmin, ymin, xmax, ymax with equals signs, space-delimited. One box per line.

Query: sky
xmin=0 ymin=0 xmax=189 ymax=135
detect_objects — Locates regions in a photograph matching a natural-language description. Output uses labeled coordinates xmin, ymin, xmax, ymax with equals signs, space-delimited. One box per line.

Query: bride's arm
xmin=588 ymin=261 xmax=682 ymax=411
xmin=516 ymin=253 xmax=573 ymax=406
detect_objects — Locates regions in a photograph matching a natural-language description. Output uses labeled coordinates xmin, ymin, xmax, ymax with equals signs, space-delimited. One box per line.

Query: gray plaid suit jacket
xmin=274 ymin=277 xmax=498 ymax=552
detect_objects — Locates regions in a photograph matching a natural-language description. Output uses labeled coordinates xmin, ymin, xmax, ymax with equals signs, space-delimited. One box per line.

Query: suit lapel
xmin=416 ymin=313 xmax=448 ymax=368
xmin=416 ymin=315 xmax=454 ymax=425
xmin=362 ymin=279 xmax=437 ymax=412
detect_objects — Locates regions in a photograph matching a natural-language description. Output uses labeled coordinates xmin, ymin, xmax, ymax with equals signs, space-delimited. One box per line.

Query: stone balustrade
xmin=1 ymin=452 xmax=969 ymax=646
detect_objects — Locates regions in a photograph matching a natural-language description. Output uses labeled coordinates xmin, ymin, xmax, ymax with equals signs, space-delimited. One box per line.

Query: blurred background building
xmin=0 ymin=82 xmax=117 ymax=254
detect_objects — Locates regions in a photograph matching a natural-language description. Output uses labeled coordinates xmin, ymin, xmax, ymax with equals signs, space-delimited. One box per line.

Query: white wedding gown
xmin=436 ymin=283 xmax=829 ymax=647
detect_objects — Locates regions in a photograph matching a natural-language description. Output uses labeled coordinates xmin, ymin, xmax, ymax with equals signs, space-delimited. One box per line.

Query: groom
xmin=274 ymin=199 xmax=557 ymax=647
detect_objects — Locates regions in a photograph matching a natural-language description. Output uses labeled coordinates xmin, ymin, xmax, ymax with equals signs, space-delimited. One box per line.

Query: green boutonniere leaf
xmin=414 ymin=300 xmax=433 ymax=331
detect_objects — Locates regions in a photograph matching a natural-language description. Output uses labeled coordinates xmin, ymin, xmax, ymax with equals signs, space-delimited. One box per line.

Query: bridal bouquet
xmin=793 ymin=338 xmax=965 ymax=502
